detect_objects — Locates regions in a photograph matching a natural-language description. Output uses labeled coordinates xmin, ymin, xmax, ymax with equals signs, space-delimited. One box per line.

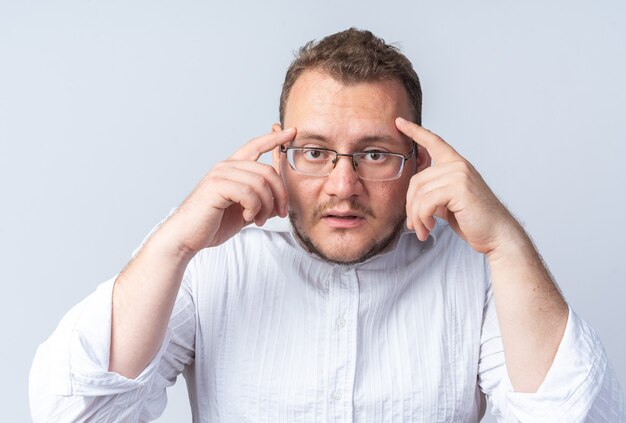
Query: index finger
xmin=230 ymin=127 xmax=296 ymax=161
xmin=395 ymin=117 xmax=460 ymax=163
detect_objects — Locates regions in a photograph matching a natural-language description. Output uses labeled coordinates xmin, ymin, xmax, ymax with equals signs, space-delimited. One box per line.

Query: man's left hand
xmin=396 ymin=116 xmax=524 ymax=257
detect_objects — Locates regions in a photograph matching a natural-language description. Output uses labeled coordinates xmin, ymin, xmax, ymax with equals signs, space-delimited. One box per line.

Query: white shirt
xmin=30 ymin=217 xmax=625 ymax=422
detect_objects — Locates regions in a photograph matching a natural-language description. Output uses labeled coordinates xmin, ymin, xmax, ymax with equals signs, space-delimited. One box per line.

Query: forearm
xmin=107 ymin=129 xmax=293 ymax=379
xmin=487 ymin=225 xmax=569 ymax=393
xmin=109 ymin=220 xmax=194 ymax=379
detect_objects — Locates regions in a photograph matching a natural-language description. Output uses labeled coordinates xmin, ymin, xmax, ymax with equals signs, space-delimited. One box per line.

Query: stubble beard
xmin=288 ymin=208 xmax=407 ymax=265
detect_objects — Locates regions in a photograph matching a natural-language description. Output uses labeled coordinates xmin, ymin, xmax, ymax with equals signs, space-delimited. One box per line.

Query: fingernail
xmin=282 ymin=127 xmax=294 ymax=133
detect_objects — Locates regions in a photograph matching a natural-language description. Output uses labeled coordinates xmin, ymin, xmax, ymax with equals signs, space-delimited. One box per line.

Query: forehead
xmin=283 ymin=70 xmax=413 ymax=148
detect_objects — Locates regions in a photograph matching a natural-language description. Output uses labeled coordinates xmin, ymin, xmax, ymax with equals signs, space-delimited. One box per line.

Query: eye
xmin=302 ymin=148 xmax=328 ymax=161
xmin=362 ymin=150 xmax=388 ymax=162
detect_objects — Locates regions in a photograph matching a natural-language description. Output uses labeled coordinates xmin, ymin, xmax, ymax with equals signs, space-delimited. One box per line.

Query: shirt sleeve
xmin=478 ymin=287 xmax=626 ymax=422
xmin=29 ymin=273 xmax=196 ymax=422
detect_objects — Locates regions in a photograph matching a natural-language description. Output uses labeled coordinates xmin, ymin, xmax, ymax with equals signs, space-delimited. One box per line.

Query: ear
xmin=416 ymin=143 xmax=432 ymax=173
xmin=271 ymin=123 xmax=283 ymax=173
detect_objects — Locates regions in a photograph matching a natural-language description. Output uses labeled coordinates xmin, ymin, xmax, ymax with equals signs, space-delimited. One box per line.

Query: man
xmin=30 ymin=28 xmax=624 ymax=422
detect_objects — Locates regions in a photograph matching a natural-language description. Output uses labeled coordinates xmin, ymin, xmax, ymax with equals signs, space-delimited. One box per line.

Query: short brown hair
xmin=279 ymin=28 xmax=422 ymax=125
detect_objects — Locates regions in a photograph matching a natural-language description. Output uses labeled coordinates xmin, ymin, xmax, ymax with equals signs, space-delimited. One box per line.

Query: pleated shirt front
xmin=29 ymin=217 xmax=625 ymax=422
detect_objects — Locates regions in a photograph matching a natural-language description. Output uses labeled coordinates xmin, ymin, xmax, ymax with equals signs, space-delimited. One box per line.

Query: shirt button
xmin=332 ymin=390 xmax=343 ymax=401
xmin=336 ymin=317 xmax=346 ymax=328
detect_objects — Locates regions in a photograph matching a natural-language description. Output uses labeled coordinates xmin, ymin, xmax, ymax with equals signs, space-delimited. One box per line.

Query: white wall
xmin=2 ymin=1 xmax=624 ymax=421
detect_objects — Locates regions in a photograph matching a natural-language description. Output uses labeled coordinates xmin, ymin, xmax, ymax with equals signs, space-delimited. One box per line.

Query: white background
xmin=1 ymin=1 xmax=624 ymax=421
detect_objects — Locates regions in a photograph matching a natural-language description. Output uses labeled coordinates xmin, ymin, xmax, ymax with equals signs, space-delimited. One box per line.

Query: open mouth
xmin=326 ymin=214 xmax=359 ymax=219
xmin=321 ymin=212 xmax=366 ymax=228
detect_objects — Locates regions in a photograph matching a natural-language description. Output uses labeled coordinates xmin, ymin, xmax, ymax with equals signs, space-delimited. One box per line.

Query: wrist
xmin=485 ymin=219 xmax=534 ymax=264
xmin=146 ymin=222 xmax=198 ymax=265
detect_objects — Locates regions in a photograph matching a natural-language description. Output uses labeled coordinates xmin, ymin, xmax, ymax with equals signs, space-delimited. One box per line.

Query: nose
xmin=323 ymin=155 xmax=364 ymax=199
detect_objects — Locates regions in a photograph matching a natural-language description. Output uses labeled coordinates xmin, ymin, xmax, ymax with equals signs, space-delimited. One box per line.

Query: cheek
xmin=283 ymin=173 xmax=322 ymax=211
xmin=369 ymin=182 xmax=409 ymax=212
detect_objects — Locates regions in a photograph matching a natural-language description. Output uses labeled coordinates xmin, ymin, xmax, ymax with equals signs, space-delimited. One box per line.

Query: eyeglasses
xmin=280 ymin=143 xmax=415 ymax=181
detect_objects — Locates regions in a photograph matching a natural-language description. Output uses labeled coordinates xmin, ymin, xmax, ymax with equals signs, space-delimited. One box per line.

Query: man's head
xmin=273 ymin=28 xmax=430 ymax=264
xmin=279 ymin=28 xmax=422 ymax=126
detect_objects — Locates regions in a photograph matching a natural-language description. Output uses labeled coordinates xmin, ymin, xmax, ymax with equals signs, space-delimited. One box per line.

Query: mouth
xmin=321 ymin=210 xmax=366 ymax=229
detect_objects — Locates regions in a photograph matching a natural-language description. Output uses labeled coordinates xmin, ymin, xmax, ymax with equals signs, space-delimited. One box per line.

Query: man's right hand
xmin=109 ymin=127 xmax=295 ymax=379
xmin=161 ymin=127 xmax=296 ymax=257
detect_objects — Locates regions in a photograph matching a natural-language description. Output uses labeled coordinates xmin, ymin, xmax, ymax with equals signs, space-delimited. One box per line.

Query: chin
xmin=289 ymin=212 xmax=405 ymax=265
xmin=317 ymin=244 xmax=371 ymax=265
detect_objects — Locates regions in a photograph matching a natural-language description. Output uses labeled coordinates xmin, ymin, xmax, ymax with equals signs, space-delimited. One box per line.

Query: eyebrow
xmin=294 ymin=131 xmax=402 ymax=148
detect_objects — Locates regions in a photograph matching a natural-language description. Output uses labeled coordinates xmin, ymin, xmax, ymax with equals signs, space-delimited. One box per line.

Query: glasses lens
xmin=288 ymin=148 xmax=334 ymax=176
xmin=354 ymin=152 xmax=404 ymax=181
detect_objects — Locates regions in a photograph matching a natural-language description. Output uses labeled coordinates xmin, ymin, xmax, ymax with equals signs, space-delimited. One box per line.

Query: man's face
xmin=273 ymin=70 xmax=430 ymax=264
